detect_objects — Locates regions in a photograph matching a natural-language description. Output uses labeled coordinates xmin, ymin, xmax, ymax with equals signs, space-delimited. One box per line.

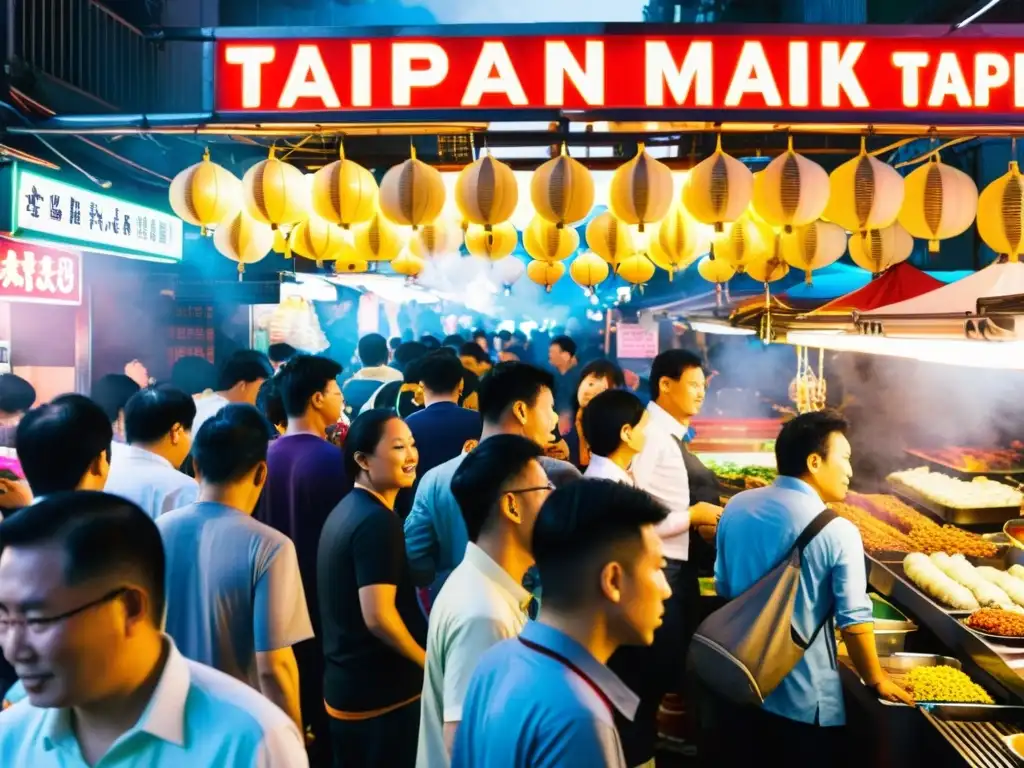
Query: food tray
xmin=906 ymin=448 xmax=1024 ymax=480
xmin=889 ymin=479 xmax=1021 ymax=527
xmin=961 ymin=621 xmax=1024 ymax=648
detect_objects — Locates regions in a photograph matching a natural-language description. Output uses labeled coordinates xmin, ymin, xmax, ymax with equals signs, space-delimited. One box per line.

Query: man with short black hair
xmin=405 ymin=362 xmax=578 ymax=604
xmin=583 ymin=389 xmax=649 ymax=485
xmin=548 ymin=335 xmax=579 ymax=420
xmin=459 ymin=343 xmax=492 ymax=378
xmin=91 ymin=374 xmax=141 ymax=462
xmin=418 ymin=436 xmax=548 ymax=766
xmin=158 ymin=405 xmax=313 ymax=731
xmin=192 ymin=349 xmax=274 ymax=437
xmin=105 ymin=385 xmax=198 ymax=520
xmin=268 ymin=343 xmax=298 ymax=372
xmin=343 ymin=333 xmax=402 ymax=416
xmin=16 ymin=395 xmax=112 ymax=497
xmin=0 ymin=491 xmax=308 ymax=766
xmin=360 ymin=341 xmax=430 ymax=414
xmin=451 ymin=480 xmax=671 ymax=767
xmin=0 ymin=375 xmax=35 ymax=449
xmin=258 ymin=354 xmax=346 ymax=760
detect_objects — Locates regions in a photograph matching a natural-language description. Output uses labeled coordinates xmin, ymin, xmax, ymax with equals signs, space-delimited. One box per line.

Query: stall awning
xmin=811 ymin=263 xmax=945 ymax=315
xmin=863 ymin=261 xmax=1024 ymax=316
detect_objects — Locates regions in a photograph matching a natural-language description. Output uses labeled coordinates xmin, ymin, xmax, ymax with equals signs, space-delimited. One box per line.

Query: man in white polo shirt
xmin=625 ymin=349 xmax=722 ymax=767
xmin=416 ymin=435 xmax=552 ymax=767
xmin=0 ymin=492 xmax=306 ymax=767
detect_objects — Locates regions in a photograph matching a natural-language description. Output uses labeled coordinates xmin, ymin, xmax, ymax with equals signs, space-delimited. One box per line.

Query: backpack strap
xmin=792 ymin=509 xmax=838 ymax=556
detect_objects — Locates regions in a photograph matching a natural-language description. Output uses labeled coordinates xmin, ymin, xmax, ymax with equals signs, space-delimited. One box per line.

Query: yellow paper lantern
xmin=585 ymin=212 xmax=634 ymax=269
xmin=242 ymin=149 xmax=310 ymax=230
xmin=570 ymin=251 xmax=610 ymax=292
xmin=531 ymin=144 xmax=594 ymax=228
xmin=781 ymin=220 xmax=847 ymax=283
xmin=609 ymin=143 xmax=675 ymax=233
xmin=713 ymin=210 xmax=774 ymax=274
xmin=169 ymin=149 xmax=241 ymax=235
xmin=524 ymin=216 xmax=579 ymax=263
xmin=213 ymin=211 xmax=274 ymax=274
xmin=409 ymin=219 xmax=462 ymax=260
xmin=898 ymin=153 xmax=978 ymax=253
xmin=823 ymin=136 xmax=904 ymax=236
xmin=289 ymin=216 xmax=351 ymax=266
xmin=353 ymin=212 xmax=404 ymax=263
xmin=334 ymin=259 xmax=369 ymax=274
xmin=697 ymin=255 xmax=736 ymax=284
xmin=978 ymin=160 xmax=1024 ymax=262
xmin=379 ymin=147 xmax=446 ymax=230
xmin=649 ymin=204 xmax=711 ymax=281
xmin=682 ymin=135 xmax=754 ymax=232
xmin=391 ymin=250 xmax=426 ymax=279
xmin=455 ymin=154 xmax=519 ymax=232
xmin=465 ymin=222 xmax=518 ymax=261
xmin=752 ymin=137 xmax=829 ymax=233
xmin=311 ymin=145 xmax=378 ymax=229
xmin=527 ymin=260 xmax=566 ymax=293
xmin=848 ymin=224 xmax=914 ymax=275
xmin=746 ymin=254 xmax=790 ymax=283
xmin=616 ymin=254 xmax=656 ymax=286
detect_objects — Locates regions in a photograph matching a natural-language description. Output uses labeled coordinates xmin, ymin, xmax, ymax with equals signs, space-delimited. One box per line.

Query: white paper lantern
xmin=752 ymin=137 xmax=830 ymax=233
xmin=848 ymin=224 xmax=914 ymax=275
xmin=898 ymin=154 xmax=979 ymax=253
xmin=781 ymin=220 xmax=847 ymax=283
xmin=682 ymin=135 xmax=754 ymax=232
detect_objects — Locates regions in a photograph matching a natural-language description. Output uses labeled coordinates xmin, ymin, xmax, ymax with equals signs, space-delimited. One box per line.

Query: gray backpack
xmin=687 ymin=509 xmax=837 ymax=707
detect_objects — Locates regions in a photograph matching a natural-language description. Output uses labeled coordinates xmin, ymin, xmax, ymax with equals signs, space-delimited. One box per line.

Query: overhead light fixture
xmin=953 ymin=0 xmax=1003 ymax=29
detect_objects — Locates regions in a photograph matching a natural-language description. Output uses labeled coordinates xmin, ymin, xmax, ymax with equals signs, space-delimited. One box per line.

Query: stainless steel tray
xmin=889 ymin=480 xmax=1021 ymax=527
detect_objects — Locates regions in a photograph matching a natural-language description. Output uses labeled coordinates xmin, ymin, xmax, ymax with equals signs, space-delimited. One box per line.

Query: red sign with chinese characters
xmin=0 ymin=237 xmax=82 ymax=306
xmin=215 ymin=31 xmax=1024 ymax=117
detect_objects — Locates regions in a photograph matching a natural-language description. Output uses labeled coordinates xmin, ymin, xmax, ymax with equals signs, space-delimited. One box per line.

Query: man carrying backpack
xmin=703 ymin=410 xmax=912 ymax=765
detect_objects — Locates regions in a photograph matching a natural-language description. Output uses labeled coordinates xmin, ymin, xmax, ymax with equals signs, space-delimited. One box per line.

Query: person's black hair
xmin=512 ymin=329 xmax=528 ymax=344
xmin=216 ymin=350 xmax=273 ymax=391
xmin=268 ymin=342 xmax=298 ymax=365
xmin=358 ymin=333 xmax=390 ymax=367
xmin=124 ymin=385 xmax=197 ymax=444
xmin=393 ymin=341 xmax=429 ymax=372
xmin=648 ymin=349 xmax=703 ymax=402
xmin=533 ymin=480 xmax=667 ymax=611
xmin=342 ymin=408 xmax=399 ymax=491
xmin=501 ymin=345 xmax=527 ymax=361
xmin=775 ymin=410 xmax=849 ymax=479
xmin=0 ymin=374 xmax=36 ymax=415
xmin=417 ymin=351 xmax=465 ymax=395
xmin=16 ymin=394 xmax=113 ymax=495
xmin=91 ymin=374 xmax=141 ymax=424
xmin=170 ymin=355 xmax=217 ymax=396
xmin=443 ymin=334 xmax=466 ymax=349
xmin=550 ymin=335 xmax=577 ymax=358
xmin=277 ymin=355 xmax=343 ymax=418
xmin=451 ymin=435 xmax=544 ymax=542
xmin=582 ymin=389 xmax=646 ymax=458
xmin=256 ymin=377 xmax=286 ymax=429
xmin=420 ymin=334 xmax=441 ymax=350
xmin=571 ymin=358 xmax=626 ymax=415
xmin=389 ymin=337 xmax=402 ymax=352
xmin=0 ymin=491 xmax=165 ymax=623
xmin=437 ymin=346 xmax=458 ymax=359
xmin=477 ymin=362 xmax=555 ymax=425
xmin=472 ymin=329 xmax=489 ymax=342
xmin=192 ymin=404 xmax=275 ymax=484
xmin=460 ymin=343 xmax=491 ymax=365
xmin=498 ymin=330 xmax=513 ymax=343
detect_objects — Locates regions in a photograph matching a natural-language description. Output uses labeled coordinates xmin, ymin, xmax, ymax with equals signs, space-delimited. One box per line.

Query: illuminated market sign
xmin=8 ymin=168 xmax=183 ymax=263
xmin=214 ymin=33 xmax=1024 ymax=116
xmin=0 ymin=236 xmax=82 ymax=306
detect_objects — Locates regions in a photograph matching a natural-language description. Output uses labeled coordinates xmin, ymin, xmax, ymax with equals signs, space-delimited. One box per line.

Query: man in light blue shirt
xmin=452 ymin=480 xmax=672 ymax=767
xmin=405 ymin=362 xmax=578 ymax=603
xmin=713 ymin=411 xmax=912 ymax=762
xmin=0 ymin=491 xmax=306 ymax=767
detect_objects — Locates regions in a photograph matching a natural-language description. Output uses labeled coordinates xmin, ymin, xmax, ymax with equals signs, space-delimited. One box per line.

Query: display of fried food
xmin=915 ymin=447 xmax=1024 ymax=473
xmin=844 ymin=494 xmax=998 ymax=558
xmin=906 ymin=665 xmax=994 ymax=704
xmin=831 ymin=502 xmax=915 ymax=553
xmin=966 ymin=608 xmax=1024 ymax=638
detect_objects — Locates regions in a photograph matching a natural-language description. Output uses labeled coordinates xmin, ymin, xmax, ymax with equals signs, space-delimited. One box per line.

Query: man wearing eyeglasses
xmin=416 ymin=435 xmax=553 ymax=768
xmin=0 ymin=491 xmax=307 ymax=767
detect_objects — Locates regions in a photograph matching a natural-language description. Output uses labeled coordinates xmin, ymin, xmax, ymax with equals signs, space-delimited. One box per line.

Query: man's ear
xmin=599 ymin=561 xmax=625 ymax=604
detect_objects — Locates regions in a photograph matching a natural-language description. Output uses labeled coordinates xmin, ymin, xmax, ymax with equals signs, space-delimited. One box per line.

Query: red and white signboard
xmin=216 ymin=31 xmax=1024 ymax=116
xmin=0 ymin=236 xmax=82 ymax=306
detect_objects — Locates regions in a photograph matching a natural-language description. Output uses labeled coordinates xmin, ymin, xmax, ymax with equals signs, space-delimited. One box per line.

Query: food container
xmin=889 ymin=480 xmax=1020 ymax=527
xmin=905 ymin=447 xmax=1024 ymax=481
xmin=881 ymin=652 xmax=962 ymax=673
xmin=870 ymin=595 xmax=917 ymax=655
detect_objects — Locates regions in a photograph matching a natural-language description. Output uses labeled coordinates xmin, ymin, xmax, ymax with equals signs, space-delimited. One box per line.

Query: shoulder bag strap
xmin=790 ymin=508 xmax=839 ymax=649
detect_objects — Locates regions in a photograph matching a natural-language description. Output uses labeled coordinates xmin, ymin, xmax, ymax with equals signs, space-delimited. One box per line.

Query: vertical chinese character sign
xmin=0 ymin=237 xmax=82 ymax=305
xmin=9 ymin=167 xmax=183 ymax=264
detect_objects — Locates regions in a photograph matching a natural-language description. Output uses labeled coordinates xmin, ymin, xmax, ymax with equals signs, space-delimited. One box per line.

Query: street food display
xmin=905 ymin=665 xmax=994 ymax=704
xmin=831 ymin=493 xmax=999 ymax=557
xmin=929 ymin=553 xmax=1022 ymax=611
xmin=887 ymin=467 xmax=1024 ymax=509
xmin=703 ymin=459 xmax=777 ymax=490
xmin=965 ymin=608 xmax=1024 ymax=638
xmin=907 ymin=445 xmax=1024 ymax=475
xmin=902 ymin=553 xmax=980 ymax=610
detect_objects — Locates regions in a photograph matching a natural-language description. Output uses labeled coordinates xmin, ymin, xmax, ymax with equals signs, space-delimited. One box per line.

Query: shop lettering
xmin=22 ymin=185 xmax=167 ymax=246
xmin=0 ymin=237 xmax=82 ymax=306
xmin=215 ymin=34 xmax=1024 ymax=115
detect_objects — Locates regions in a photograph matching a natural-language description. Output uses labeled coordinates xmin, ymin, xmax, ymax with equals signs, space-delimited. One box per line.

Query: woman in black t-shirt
xmin=316 ymin=409 xmax=427 ymax=768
